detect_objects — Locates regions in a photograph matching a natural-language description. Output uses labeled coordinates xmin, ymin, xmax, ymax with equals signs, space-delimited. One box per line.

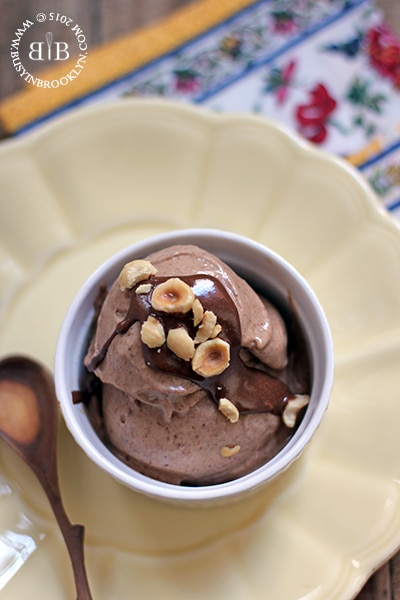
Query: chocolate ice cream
xmin=80 ymin=245 xmax=310 ymax=486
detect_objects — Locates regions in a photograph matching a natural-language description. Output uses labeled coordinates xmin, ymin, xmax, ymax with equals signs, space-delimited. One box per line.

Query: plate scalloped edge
xmin=1 ymin=99 xmax=400 ymax=599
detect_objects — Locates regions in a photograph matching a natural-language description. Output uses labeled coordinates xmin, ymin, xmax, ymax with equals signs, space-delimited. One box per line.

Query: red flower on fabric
xmin=174 ymin=69 xmax=200 ymax=92
xmin=295 ymin=83 xmax=337 ymax=144
xmin=366 ymin=25 xmax=400 ymax=89
xmin=264 ymin=59 xmax=297 ymax=105
xmin=271 ymin=11 xmax=298 ymax=34
xmin=276 ymin=59 xmax=297 ymax=104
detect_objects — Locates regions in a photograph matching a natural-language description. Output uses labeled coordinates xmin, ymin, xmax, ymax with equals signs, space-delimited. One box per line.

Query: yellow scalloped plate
xmin=1 ymin=99 xmax=400 ymax=599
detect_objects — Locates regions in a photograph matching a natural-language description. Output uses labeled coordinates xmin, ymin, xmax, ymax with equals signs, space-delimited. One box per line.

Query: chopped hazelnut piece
xmin=221 ymin=445 xmax=241 ymax=457
xmin=282 ymin=394 xmax=310 ymax=428
xmin=118 ymin=260 xmax=157 ymax=291
xmin=195 ymin=310 xmax=218 ymax=343
xmin=218 ymin=398 xmax=239 ymax=423
xmin=135 ymin=283 xmax=152 ymax=295
xmin=167 ymin=327 xmax=195 ymax=361
xmin=210 ymin=323 xmax=222 ymax=338
xmin=140 ymin=316 xmax=165 ymax=348
xmin=192 ymin=298 xmax=204 ymax=327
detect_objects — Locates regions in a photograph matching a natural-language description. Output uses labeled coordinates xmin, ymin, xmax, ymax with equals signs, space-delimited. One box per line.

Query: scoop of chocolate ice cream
xmin=83 ymin=245 xmax=310 ymax=485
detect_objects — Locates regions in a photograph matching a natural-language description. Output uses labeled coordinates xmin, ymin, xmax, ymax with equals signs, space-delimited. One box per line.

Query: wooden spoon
xmin=0 ymin=355 xmax=92 ymax=600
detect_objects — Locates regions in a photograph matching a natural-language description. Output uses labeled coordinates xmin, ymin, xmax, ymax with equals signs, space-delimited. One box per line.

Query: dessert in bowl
xmin=55 ymin=228 xmax=333 ymax=504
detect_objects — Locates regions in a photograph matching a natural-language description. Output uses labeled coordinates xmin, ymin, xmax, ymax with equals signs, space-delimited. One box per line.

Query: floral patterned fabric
xmin=54 ymin=0 xmax=400 ymax=217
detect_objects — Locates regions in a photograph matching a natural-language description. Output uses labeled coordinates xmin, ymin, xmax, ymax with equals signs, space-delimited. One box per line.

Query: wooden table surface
xmin=1 ymin=1 xmax=400 ymax=598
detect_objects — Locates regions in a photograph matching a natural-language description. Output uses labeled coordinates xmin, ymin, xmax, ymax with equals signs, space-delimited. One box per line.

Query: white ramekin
xmin=55 ymin=228 xmax=334 ymax=505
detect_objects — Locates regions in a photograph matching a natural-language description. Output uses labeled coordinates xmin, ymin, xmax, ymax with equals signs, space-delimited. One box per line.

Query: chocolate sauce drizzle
xmin=87 ymin=274 xmax=296 ymax=417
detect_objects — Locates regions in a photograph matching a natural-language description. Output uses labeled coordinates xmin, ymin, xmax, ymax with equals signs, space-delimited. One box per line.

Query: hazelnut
xmin=192 ymin=338 xmax=230 ymax=377
xmin=167 ymin=327 xmax=195 ymax=361
xmin=282 ymin=394 xmax=310 ymax=428
xmin=118 ymin=260 xmax=157 ymax=291
xmin=140 ymin=316 xmax=165 ymax=348
xmin=151 ymin=278 xmax=195 ymax=314
xmin=218 ymin=398 xmax=239 ymax=423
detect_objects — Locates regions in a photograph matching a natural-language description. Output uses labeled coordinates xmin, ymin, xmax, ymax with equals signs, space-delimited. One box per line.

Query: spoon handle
xmin=44 ymin=480 xmax=93 ymax=600
xmin=0 ymin=356 xmax=93 ymax=598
